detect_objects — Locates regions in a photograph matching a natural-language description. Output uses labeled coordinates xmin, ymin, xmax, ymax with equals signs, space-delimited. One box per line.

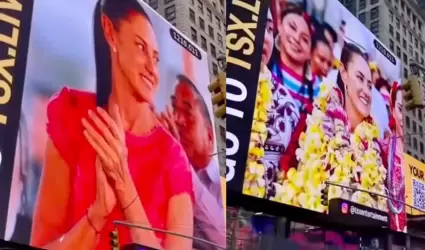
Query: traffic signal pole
xmin=324 ymin=181 xmax=425 ymax=214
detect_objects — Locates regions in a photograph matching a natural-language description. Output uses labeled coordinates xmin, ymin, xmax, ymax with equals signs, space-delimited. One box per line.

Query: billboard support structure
xmin=325 ymin=181 xmax=425 ymax=214
xmin=112 ymin=220 xmax=226 ymax=250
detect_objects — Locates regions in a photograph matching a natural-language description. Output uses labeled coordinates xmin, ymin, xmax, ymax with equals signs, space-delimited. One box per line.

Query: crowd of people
xmin=243 ymin=0 xmax=406 ymax=232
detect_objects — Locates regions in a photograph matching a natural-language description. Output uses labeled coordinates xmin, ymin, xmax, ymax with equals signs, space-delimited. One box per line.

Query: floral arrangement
xmin=270 ymin=80 xmax=387 ymax=212
xmin=243 ymin=70 xmax=273 ymax=198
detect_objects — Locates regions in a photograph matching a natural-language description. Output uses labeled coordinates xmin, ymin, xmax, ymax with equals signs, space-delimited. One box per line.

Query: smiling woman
xmin=30 ymin=0 xmax=194 ymax=249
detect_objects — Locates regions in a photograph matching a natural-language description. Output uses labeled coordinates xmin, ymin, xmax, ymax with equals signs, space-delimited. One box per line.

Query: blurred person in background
xmin=370 ymin=65 xmax=390 ymax=139
xmin=311 ymin=31 xmax=333 ymax=80
xmin=261 ymin=8 xmax=274 ymax=73
xmin=5 ymin=113 xmax=31 ymax=244
xmin=159 ymin=75 xmax=225 ymax=250
xmin=31 ymin=0 xmax=193 ymax=249
xmin=321 ymin=22 xmax=338 ymax=51
xmin=387 ymin=82 xmax=406 ymax=232
xmin=27 ymin=83 xmax=57 ymax=217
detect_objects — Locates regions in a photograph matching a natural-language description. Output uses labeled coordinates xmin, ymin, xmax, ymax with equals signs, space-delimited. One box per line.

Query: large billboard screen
xmin=2 ymin=0 xmax=225 ymax=249
xmin=404 ymin=154 xmax=425 ymax=216
xmin=227 ymin=0 xmax=405 ymax=232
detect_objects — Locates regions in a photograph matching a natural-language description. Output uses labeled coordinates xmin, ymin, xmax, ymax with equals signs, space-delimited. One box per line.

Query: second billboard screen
xmin=239 ymin=0 xmax=405 ymax=233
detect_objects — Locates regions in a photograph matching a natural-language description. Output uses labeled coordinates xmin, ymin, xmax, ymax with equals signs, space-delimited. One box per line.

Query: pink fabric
xmin=45 ymin=87 xmax=194 ymax=249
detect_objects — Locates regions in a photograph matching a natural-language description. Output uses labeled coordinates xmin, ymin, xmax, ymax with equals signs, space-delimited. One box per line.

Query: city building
xmin=339 ymin=0 xmax=425 ymax=162
xmin=143 ymin=0 xmax=226 ymax=173
xmin=143 ymin=0 xmax=226 ymax=77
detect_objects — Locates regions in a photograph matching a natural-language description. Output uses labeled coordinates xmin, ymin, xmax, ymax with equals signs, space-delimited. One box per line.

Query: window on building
xmin=420 ymin=142 xmax=424 ymax=154
xmin=421 ymin=44 xmax=424 ymax=54
xmin=404 ymin=68 xmax=408 ymax=78
xmin=216 ymin=16 xmax=221 ymax=30
xmin=419 ymin=109 xmax=423 ymax=121
xmin=208 ymin=25 xmax=214 ymax=38
xmin=359 ymin=13 xmax=365 ymax=23
xmin=389 ymin=24 xmax=394 ymax=35
xmin=403 ymin=25 xmax=407 ymax=35
xmin=420 ymin=125 xmax=423 ymax=137
xmin=218 ymin=34 xmax=223 ymax=45
xmin=197 ymin=0 xmax=203 ymax=13
xmin=395 ymin=31 xmax=400 ymax=42
xmin=212 ymin=62 xmax=218 ymax=75
xmin=210 ymin=43 xmax=216 ymax=58
xmin=406 ymin=116 xmax=411 ymax=128
xmin=164 ymin=5 xmax=176 ymax=21
xmin=370 ymin=0 xmax=379 ymax=4
xmin=403 ymin=53 xmax=407 ymax=64
xmin=164 ymin=0 xmax=173 ymax=4
xmin=190 ymin=9 xmax=195 ymax=22
xmin=207 ymin=8 xmax=212 ymax=21
xmin=199 ymin=17 xmax=205 ymax=30
xmin=389 ymin=11 xmax=393 ymax=22
xmin=403 ymin=39 xmax=406 ymax=49
xmin=409 ymin=32 xmax=413 ymax=42
xmin=371 ymin=20 xmax=379 ymax=34
xmin=413 ymin=120 xmax=417 ymax=133
xmin=370 ymin=7 xmax=379 ymax=19
xmin=191 ymin=27 xmax=197 ymax=42
xmin=149 ymin=0 xmax=158 ymax=9
xmin=409 ymin=45 xmax=413 ymax=56
xmin=201 ymin=36 xmax=207 ymax=50
xmin=396 ymin=46 xmax=401 ymax=57
xmin=389 ymin=39 xmax=394 ymax=51
xmin=414 ymin=137 xmax=418 ymax=150
xmin=415 ymin=38 xmax=419 ymax=48
xmin=359 ymin=0 xmax=366 ymax=10
xmin=416 ymin=51 xmax=419 ymax=61
xmin=396 ymin=17 xmax=400 ymax=28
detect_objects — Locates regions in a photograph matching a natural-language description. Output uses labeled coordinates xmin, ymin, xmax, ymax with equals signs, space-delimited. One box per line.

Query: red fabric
xmin=45 ymin=87 xmax=193 ymax=249
xmin=279 ymin=103 xmax=313 ymax=173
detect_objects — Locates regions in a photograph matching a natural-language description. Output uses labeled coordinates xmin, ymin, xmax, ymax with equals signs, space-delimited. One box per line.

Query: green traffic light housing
xmin=208 ymin=72 xmax=226 ymax=119
xmin=402 ymin=75 xmax=424 ymax=111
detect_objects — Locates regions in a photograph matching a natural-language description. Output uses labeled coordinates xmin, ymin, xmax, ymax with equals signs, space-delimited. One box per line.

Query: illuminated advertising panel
xmin=404 ymin=153 xmax=425 ymax=215
xmin=2 ymin=0 xmax=225 ymax=249
xmin=227 ymin=0 xmax=405 ymax=232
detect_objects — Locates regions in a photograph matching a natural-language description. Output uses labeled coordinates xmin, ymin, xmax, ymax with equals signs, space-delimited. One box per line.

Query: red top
xmin=45 ymin=87 xmax=194 ymax=249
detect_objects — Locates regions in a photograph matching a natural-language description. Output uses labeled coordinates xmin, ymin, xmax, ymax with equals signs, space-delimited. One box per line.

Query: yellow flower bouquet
xmin=243 ymin=71 xmax=273 ymax=198
xmin=275 ymin=80 xmax=387 ymax=213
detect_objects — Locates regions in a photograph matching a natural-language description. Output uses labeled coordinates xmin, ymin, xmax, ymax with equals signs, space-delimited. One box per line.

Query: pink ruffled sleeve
xmin=46 ymin=87 xmax=95 ymax=168
xmin=164 ymin=141 xmax=194 ymax=201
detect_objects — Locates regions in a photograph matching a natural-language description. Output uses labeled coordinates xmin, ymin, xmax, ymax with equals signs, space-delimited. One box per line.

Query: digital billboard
xmin=1 ymin=0 xmax=225 ymax=249
xmin=226 ymin=0 xmax=405 ymax=233
xmin=404 ymin=153 xmax=425 ymax=216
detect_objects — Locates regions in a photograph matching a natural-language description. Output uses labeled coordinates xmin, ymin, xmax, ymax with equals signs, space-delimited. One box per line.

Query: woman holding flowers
xmin=276 ymin=43 xmax=388 ymax=212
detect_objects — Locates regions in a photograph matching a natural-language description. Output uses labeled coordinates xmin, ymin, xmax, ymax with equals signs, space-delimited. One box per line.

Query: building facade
xmin=339 ymin=0 xmax=425 ymax=162
xmin=143 ymin=0 xmax=227 ymax=174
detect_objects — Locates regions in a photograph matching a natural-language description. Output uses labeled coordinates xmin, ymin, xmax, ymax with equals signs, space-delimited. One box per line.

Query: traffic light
xmin=320 ymin=186 xmax=329 ymax=206
xmin=402 ymin=75 xmax=424 ymax=111
xmin=208 ymin=71 xmax=226 ymax=119
xmin=109 ymin=229 xmax=119 ymax=250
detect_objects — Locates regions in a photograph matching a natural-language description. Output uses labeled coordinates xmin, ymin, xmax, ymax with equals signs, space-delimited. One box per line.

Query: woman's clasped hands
xmin=82 ymin=105 xmax=135 ymax=217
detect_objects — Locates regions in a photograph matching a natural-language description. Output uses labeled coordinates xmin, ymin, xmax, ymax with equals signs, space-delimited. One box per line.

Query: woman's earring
xmin=275 ymin=34 xmax=281 ymax=51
